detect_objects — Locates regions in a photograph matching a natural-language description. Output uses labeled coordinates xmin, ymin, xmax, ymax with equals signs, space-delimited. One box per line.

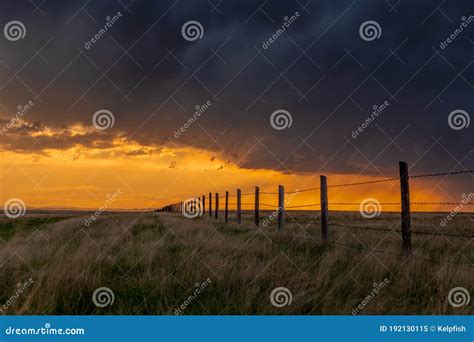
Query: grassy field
xmin=0 ymin=210 xmax=472 ymax=315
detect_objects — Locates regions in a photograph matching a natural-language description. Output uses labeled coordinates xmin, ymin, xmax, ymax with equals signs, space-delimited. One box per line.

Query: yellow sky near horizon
xmin=1 ymin=139 xmax=470 ymax=213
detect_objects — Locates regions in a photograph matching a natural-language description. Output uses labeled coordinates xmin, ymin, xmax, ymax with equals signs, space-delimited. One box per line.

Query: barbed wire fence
xmin=158 ymin=161 xmax=474 ymax=257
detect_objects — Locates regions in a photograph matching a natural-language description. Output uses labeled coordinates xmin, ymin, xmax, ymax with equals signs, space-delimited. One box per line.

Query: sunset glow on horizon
xmin=1 ymin=120 xmax=466 ymax=212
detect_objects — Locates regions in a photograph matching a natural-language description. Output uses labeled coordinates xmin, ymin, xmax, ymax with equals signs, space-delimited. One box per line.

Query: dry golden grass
xmin=0 ymin=211 xmax=472 ymax=314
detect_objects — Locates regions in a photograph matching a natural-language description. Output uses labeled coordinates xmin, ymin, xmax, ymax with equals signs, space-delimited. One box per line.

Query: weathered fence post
xmin=278 ymin=185 xmax=284 ymax=231
xmin=209 ymin=192 xmax=212 ymax=217
xmin=215 ymin=193 xmax=219 ymax=219
xmin=225 ymin=191 xmax=229 ymax=223
xmin=399 ymin=161 xmax=412 ymax=254
xmin=237 ymin=189 xmax=242 ymax=224
xmin=202 ymin=195 xmax=205 ymax=215
xmin=320 ymin=175 xmax=329 ymax=243
xmin=254 ymin=186 xmax=260 ymax=227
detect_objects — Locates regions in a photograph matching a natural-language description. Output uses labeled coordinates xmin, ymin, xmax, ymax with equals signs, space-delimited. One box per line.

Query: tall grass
xmin=0 ymin=211 xmax=472 ymax=314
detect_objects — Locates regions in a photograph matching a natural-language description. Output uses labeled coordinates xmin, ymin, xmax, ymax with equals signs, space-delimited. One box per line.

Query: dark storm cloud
xmin=0 ymin=0 xmax=472 ymax=176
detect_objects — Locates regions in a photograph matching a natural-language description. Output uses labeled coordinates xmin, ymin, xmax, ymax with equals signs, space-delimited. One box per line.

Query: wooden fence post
xmin=278 ymin=185 xmax=284 ymax=231
xmin=209 ymin=192 xmax=212 ymax=217
xmin=399 ymin=161 xmax=412 ymax=254
xmin=215 ymin=193 xmax=219 ymax=219
xmin=202 ymin=195 xmax=205 ymax=215
xmin=237 ymin=189 xmax=242 ymax=224
xmin=320 ymin=175 xmax=329 ymax=243
xmin=225 ymin=191 xmax=229 ymax=223
xmin=254 ymin=186 xmax=260 ymax=227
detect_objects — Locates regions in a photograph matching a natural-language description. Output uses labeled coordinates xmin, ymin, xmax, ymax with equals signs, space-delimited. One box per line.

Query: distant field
xmin=0 ymin=211 xmax=472 ymax=314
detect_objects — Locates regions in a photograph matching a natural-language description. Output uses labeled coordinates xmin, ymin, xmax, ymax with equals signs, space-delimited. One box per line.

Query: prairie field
xmin=0 ymin=210 xmax=472 ymax=315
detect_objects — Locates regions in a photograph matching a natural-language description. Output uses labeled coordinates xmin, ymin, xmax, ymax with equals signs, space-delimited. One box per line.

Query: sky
xmin=0 ymin=0 xmax=472 ymax=211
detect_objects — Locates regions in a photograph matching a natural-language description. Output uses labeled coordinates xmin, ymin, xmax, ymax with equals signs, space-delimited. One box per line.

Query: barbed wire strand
xmin=330 ymin=223 xmax=397 ymax=233
xmin=284 ymin=236 xmax=472 ymax=272
xmin=411 ymin=170 xmax=474 ymax=179
xmin=332 ymin=242 xmax=472 ymax=271
xmin=285 ymin=204 xmax=320 ymax=209
xmin=328 ymin=177 xmax=399 ymax=188
xmin=224 ymin=202 xmax=473 ymax=207
xmin=330 ymin=223 xmax=474 ymax=239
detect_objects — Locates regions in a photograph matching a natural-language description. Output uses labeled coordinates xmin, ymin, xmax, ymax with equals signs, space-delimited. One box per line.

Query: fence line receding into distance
xmin=159 ymin=161 xmax=474 ymax=256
